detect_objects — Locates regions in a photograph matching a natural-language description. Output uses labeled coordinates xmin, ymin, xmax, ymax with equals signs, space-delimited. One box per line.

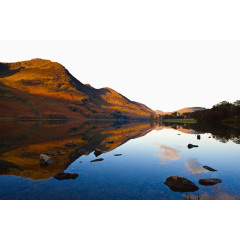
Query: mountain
xmin=155 ymin=107 xmax=206 ymax=115
xmin=0 ymin=58 xmax=155 ymax=120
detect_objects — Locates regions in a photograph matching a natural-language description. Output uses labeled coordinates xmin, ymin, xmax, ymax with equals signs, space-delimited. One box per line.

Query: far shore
xmin=156 ymin=119 xmax=197 ymax=124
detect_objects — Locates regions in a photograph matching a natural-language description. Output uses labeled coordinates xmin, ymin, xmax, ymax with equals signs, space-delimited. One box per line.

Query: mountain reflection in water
xmin=0 ymin=120 xmax=154 ymax=180
xmin=0 ymin=120 xmax=240 ymax=200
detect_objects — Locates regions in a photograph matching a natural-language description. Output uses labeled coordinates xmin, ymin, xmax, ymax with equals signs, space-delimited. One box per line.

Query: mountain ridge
xmin=155 ymin=107 xmax=206 ymax=115
xmin=0 ymin=58 xmax=155 ymax=120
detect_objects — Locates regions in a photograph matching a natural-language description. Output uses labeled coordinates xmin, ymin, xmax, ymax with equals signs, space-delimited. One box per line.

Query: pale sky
xmin=0 ymin=40 xmax=239 ymax=112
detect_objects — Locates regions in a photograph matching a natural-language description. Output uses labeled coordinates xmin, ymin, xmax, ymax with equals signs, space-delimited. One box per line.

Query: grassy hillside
xmin=0 ymin=59 xmax=155 ymax=120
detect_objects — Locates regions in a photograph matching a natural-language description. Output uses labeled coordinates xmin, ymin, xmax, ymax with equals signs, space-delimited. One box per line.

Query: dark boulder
xmin=187 ymin=144 xmax=198 ymax=149
xmin=203 ymin=165 xmax=217 ymax=172
xmin=199 ymin=178 xmax=222 ymax=186
xmin=164 ymin=176 xmax=199 ymax=192
xmin=94 ymin=148 xmax=103 ymax=157
xmin=91 ymin=158 xmax=104 ymax=162
xmin=54 ymin=172 xmax=79 ymax=180
xmin=114 ymin=154 xmax=122 ymax=156
xmin=197 ymin=135 xmax=201 ymax=140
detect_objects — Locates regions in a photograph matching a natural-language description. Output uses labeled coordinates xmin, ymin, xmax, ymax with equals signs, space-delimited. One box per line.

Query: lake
xmin=0 ymin=120 xmax=240 ymax=200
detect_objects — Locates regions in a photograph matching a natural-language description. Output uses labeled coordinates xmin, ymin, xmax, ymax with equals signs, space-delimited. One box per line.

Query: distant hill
xmin=0 ymin=59 xmax=155 ymax=120
xmin=155 ymin=110 xmax=165 ymax=115
xmin=155 ymin=107 xmax=206 ymax=115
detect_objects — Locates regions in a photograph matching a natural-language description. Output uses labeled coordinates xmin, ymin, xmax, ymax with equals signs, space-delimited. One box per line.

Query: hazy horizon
xmin=1 ymin=40 xmax=239 ymax=112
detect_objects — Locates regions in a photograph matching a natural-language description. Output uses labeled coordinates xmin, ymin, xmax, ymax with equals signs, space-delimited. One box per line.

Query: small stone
xmin=94 ymin=148 xmax=103 ymax=157
xmin=79 ymin=149 xmax=90 ymax=154
xmin=46 ymin=152 xmax=57 ymax=156
xmin=203 ymin=165 xmax=217 ymax=172
xmin=40 ymin=154 xmax=52 ymax=167
xmin=114 ymin=154 xmax=122 ymax=156
xmin=187 ymin=144 xmax=198 ymax=149
xmin=65 ymin=141 xmax=77 ymax=147
xmin=199 ymin=178 xmax=222 ymax=186
xmin=90 ymin=158 xmax=104 ymax=162
xmin=54 ymin=172 xmax=79 ymax=180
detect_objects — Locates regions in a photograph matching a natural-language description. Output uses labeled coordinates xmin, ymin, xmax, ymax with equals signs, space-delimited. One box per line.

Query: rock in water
xmin=65 ymin=141 xmax=77 ymax=147
xmin=203 ymin=165 xmax=217 ymax=172
xmin=114 ymin=154 xmax=122 ymax=156
xmin=54 ymin=172 xmax=79 ymax=180
xmin=197 ymin=135 xmax=201 ymax=140
xmin=199 ymin=178 xmax=222 ymax=186
xmin=40 ymin=154 xmax=52 ymax=167
xmin=187 ymin=144 xmax=199 ymax=149
xmin=164 ymin=176 xmax=199 ymax=192
xmin=90 ymin=158 xmax=104 ymax=162
xmin=46 ymin=152 xmax=57 ymax=156
xmin=94 ymin=148 xmax=103 ymax=157
xmin=79 ymin=149 xmax=90 ymax=155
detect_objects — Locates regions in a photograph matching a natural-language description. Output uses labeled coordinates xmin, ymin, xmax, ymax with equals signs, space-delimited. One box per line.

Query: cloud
xmin=185 ymin=159 xmax=208 ymax=174
xmin=154 ymin=144 xmax=180 ymax=164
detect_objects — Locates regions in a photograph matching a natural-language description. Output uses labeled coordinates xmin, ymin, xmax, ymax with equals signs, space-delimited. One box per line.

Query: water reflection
xmin=0 ymin=120 xmax=240 ymax=199
xmin=0 ymin=120 xmax=154 ymax=180
xmin=185 ymin=186 xmax=239 ymax=200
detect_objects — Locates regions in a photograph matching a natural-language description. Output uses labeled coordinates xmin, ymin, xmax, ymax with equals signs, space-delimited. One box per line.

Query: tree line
xmin=150 ymin=100 xmax=240 ymax=123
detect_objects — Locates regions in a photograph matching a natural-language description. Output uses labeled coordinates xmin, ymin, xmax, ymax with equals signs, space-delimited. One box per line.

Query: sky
xmin=0 ymin=40 xmax=239 ymax=112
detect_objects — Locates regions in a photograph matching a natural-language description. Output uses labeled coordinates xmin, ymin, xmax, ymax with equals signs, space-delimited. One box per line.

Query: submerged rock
xmin=203 ymin=165 xmax=217 ymax=172
xmin=114 ymin=154 xmax=122 ymax=156
xmin=46 ymin=152 xmax=57 ymax=156
xmin=65 ymin=141 xmax=77 ymax=147
xmin=105 ymin=141 xmax=114 ymax=144
xmin=40 ymin=154 xmax=52 ymax=167
xmin=79 ymin=149 xmax=90 ymax=155
xmin=187 ymin=144 xmax=199 ymax=149
xmin=164 ymin=176 xmax=199 ymax=192
xmin=91 ymin=158 xmax=104 ymax=162
xmin=94 ymin=148 xmax=103 ymax=157
xmin=177 ymin=134 xmax=181 ymax=135
xmin=54 ymin=172 xmax=79 ymax=180
xmin=199 ymin=178 xmax=222 ymax=186
xmin=197 ymin=135 xmax=201 ymax=140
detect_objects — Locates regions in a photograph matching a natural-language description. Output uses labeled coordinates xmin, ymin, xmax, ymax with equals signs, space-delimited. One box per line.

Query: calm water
xmin=0 ymin=120 xmax=240 ymax=200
